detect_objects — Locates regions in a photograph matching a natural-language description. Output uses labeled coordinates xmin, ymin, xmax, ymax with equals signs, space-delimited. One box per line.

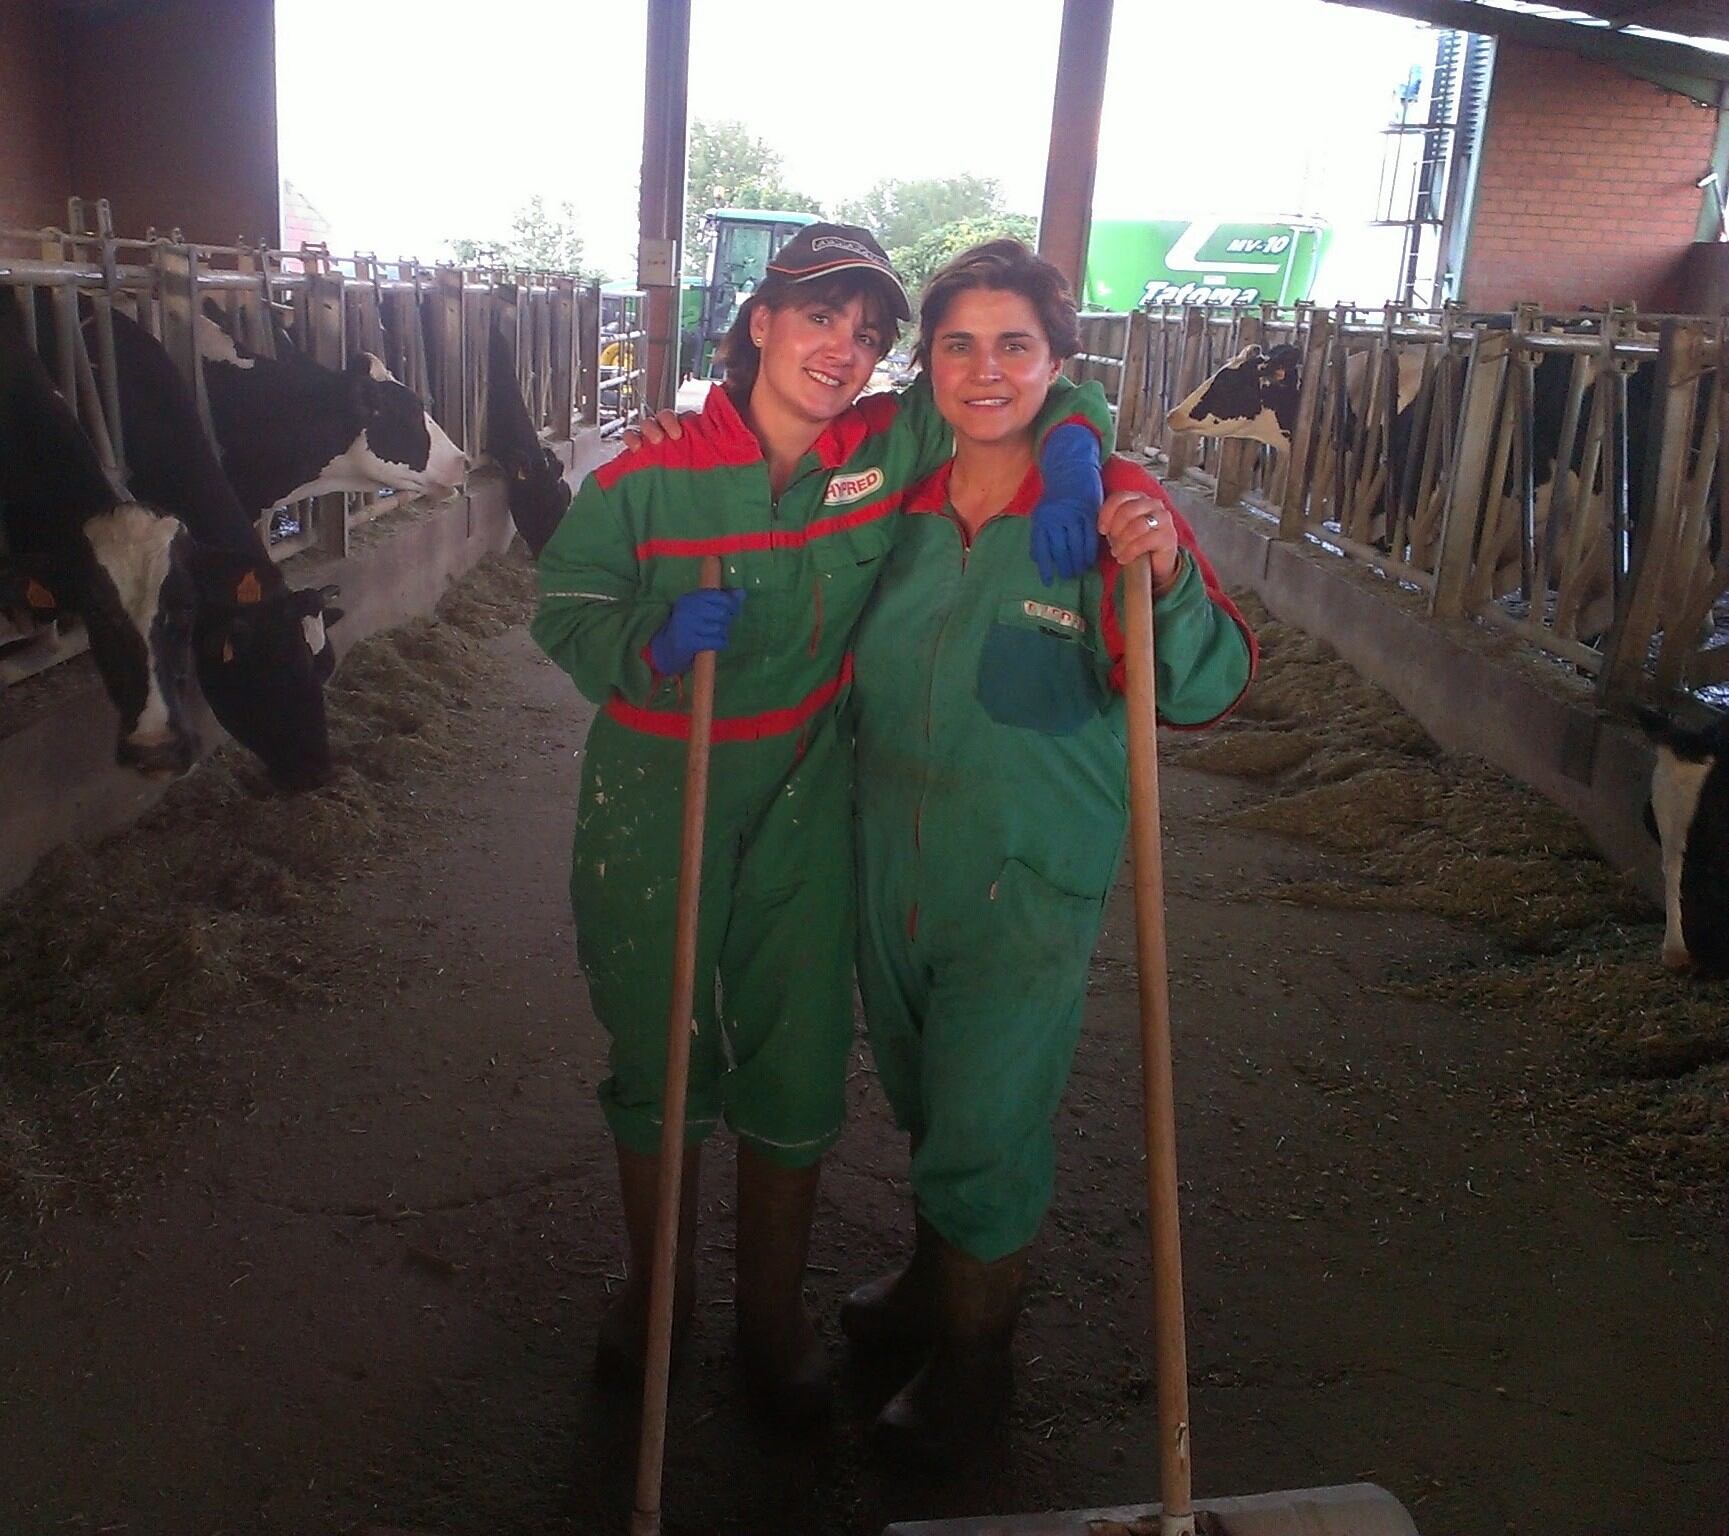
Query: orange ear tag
xmin=25 ymin=579 xmax=55 ymax=610
xmin=235 ymin=570 xmax=264 ymax=604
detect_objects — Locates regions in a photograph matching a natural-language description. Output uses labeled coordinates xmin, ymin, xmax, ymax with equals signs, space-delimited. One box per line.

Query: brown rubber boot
xmin=734 ymin=1142 xmax=831 ymax=1426
xmin=839 ymin=1209 xmax=940 ymax=1353
xmin=593 ymin=1141 xmax=700 ymax=1392
xmin=873 ymin=1238 xmax=1027 ymax=1471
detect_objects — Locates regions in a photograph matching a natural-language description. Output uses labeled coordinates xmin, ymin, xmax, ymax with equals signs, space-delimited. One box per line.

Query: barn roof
xmin=1324 ymin=0 xmax=1729 ymax=101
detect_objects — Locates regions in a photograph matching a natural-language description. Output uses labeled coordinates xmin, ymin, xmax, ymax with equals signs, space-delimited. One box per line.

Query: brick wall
xmin=0 ymin=1 xmax=69 ymax=233
xmin=1461 ymin=40 xmax=1719 ymax=312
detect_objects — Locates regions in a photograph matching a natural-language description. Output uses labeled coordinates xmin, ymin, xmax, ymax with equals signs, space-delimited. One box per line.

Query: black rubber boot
xmin=840 ymin=1209 xmax=940 ymax=1353
xmin=873 ymin=1238 xmax=1027 ymax=1471
xmin=593 ymin=1141 xmax=700 ymax=1392
xmin=734 ymin=1142 xmax=831 ymax=1426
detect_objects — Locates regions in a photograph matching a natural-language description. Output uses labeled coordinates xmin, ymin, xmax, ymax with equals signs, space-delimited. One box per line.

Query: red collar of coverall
xmin=699 ymin=380 xmax=903 ymax=473
xmin=905 ymin=458 xmax=1043 ymax=518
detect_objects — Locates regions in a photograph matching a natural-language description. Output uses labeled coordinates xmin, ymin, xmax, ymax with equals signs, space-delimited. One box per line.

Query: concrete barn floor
xmin=0 ymin=619 xmax=1723 ymax=1536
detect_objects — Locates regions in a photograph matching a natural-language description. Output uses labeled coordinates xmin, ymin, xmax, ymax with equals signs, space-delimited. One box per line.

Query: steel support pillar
xmin=638 ymin=0 xmax=690 ymax=414
xmin=1038 ymin=0 xmax=1113 ymax=299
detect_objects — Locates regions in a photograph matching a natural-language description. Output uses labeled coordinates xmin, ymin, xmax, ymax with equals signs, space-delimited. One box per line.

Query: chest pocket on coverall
xmin=812 ymin=502 xmax=897 ymax=651
xmin=976 ymin=595 xmax=1105 ymax=735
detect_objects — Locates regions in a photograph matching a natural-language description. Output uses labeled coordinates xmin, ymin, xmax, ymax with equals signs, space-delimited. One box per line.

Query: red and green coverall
xmin=851 ymin=455 xmax=1256 ymax=1257
xmin=531 ymin=377 xmax=1112 ymax=1168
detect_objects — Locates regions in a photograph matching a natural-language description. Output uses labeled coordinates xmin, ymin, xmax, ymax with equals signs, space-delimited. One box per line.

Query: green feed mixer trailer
xmin=1083 ymin=216 xmax=1330 ymax=311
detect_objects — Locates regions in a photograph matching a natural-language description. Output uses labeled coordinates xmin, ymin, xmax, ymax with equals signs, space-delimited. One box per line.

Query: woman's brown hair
xmin=914 ymin=238 xmax=1079 ymax=370
xmin=718 ymin=269 xmax=900 ymax=401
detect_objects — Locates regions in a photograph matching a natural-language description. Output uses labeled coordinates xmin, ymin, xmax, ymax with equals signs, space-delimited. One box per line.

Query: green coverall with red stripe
xmin=851 ymin=455 xmax=1256 ymax=1256
xmin=531 ymin=376 xmax=1112 ymax=1167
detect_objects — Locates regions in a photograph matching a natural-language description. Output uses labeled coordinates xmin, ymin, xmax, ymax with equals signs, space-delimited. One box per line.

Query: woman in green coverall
xmin=839 ymin=240 xmax=1257 ymax=1466
xmin=530 ymin=223 xmax=1114 ymax=1425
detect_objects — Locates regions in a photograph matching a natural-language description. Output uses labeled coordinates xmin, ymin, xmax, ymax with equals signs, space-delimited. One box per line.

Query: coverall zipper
xmin=911 ymin=506 xmax=1013 ymax=937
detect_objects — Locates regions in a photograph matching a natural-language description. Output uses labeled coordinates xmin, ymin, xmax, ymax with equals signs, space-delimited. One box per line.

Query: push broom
xmin=885 ymin=553 xmax=1418 ymax=1536
xmin=632 ymin=556 xmax=721 ymax=1536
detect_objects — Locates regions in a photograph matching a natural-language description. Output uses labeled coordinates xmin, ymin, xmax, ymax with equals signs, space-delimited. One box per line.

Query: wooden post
xmin=1164 ymin=307 xmax=1208 ymax=481
xmin=1037 ymin=0 xmax=1114 ymax=297
xmin=1431 ymin=328 xmax=1509 ymax=620
xmin=637 ymin=0 xmax=690 ymax=412
xmin=1599 ymin=320 xmax=1702 ymax=704
xmin=431 ymin=266 xmax=465 ymax=449
xmin=1279 ymin=308 xmax=1331 ymax=540
xmin=1118 ymin=309 xmax=1151 ymax=456
xmin=578 ymin=281 xmax=600 ymax=428
xmin=1651 ymin=351 xmax=1723 ymax=691
xmin=302 ymin=267 xmax=350 ymax=557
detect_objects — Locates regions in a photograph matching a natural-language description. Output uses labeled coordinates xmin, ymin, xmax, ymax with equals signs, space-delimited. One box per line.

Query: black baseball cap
xmin=765 ymin=222 xmax=912 ymax=322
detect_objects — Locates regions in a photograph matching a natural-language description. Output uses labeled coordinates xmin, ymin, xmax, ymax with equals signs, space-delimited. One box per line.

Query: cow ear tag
xmin=222 ymin=639 xmax=235 ymax=664
xmin=25 ymin=578 xmax=58 ymax=612
xmin=235 ymin=569 xmax=264 ymax=605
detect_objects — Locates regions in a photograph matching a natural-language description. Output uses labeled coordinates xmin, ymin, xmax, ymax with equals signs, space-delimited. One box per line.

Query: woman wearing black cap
xmin=532 ymin=222 xmax=1113 ymax=1426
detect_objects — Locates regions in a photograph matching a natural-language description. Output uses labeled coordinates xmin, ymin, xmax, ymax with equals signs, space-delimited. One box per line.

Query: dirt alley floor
xmin=0 ymin=565 xmax=1723 ymax=1536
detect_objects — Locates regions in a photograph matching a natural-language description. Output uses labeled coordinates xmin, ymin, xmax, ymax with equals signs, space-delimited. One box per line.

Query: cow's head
xmin=484 ymin=321 xmax=570 ymax=555
xmin=505 ymin=446 xmax=573 ymax=557
xmin=315 ymin=352 xmax=470 ymax=503
xmin=1639 ymin=709 xmax=1729 ymax=978
xmin=1166 ymin=343 xmax=1303 ymax=449
xmin=68 ymin=504 xmax=205 ymax=778
xmin=189 ymin=554 xmax=344 ymax=791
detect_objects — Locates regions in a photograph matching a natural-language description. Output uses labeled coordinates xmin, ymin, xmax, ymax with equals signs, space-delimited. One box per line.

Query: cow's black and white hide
xmin=1641 ymin=709 xmax=1729 ymax=978
xmin=100 ymin=304 xmax=342 ymax=790
xmin=1166 ymin=343 xmax=1305 ymax=450
xmin=485 ymin=321 xmax=570 ymax=557
xmin=197 ymin=312 xmax=468 ymax=514
xmin=1165 ymin=344 xmax=1426 ymax=454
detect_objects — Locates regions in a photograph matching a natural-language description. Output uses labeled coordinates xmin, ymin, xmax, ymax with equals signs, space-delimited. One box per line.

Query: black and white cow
xmin=1641 ymin=710 xmax=1729 ymax=978
xmin=3 ymin=291 xmax=206 ymax=776
xmin=197 ymin=313 xmax=469 ymax=514
xmin=99 ymin=304 xmax=342 ymax=790
xmin=485 ymin=320 xmax=570 ymax=557
xmin=1165 ymin=343 xmax=1305 ymax=449
xmin=1166 ymin=343 xmax=1425 ymax=452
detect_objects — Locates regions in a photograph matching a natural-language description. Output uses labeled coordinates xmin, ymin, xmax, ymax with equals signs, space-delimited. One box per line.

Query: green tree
xmin=837 ymin=175 xmax=1003 ymax=255
xmin=447 ymin=196 xmax=597 ymax=276
xmin=683 ymin=119 xmax=823 ymax=275
xmin=888 ymin=212 xmax=1039 ymax=297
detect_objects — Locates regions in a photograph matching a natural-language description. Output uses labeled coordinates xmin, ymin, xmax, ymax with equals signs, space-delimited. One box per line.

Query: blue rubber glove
xmin=1030 ymin=422 xmax=1104 ymax=586
xmin=649 ymin=588 xmax=746 ymax=677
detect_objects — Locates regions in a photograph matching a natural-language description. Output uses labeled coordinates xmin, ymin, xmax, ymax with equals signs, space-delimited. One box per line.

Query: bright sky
xmin=275 ymin=0 xmax=1440 ymax=304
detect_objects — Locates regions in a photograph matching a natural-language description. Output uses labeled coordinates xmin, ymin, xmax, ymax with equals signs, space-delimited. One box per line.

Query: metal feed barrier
xmin=1 ymin=198 xmax=640 ymax=689
xmin=1074 ymin=300 xmax=1728 ymax=715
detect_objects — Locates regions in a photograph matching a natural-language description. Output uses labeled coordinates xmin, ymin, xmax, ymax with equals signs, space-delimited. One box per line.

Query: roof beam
xmin=1322 ymin=0 xmax=1729 ymax=101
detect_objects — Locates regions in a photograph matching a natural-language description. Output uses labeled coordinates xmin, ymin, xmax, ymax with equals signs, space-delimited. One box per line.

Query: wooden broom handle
xmin=632 ymin=554 xmax=722 ymax=1536
xmin=1123 ymin=552 xmax=1196 ymax=1536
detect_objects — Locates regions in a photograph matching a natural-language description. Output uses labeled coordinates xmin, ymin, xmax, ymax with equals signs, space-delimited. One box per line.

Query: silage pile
xmin=0 ymin=554 xmax=539 ymax=1231
xmin=1167 ymin=594 xmax=1727 ymax=1212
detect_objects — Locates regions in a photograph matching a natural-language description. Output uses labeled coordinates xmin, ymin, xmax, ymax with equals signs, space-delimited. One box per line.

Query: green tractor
xmin=681 ymin=208 xmax=819 ymax=379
